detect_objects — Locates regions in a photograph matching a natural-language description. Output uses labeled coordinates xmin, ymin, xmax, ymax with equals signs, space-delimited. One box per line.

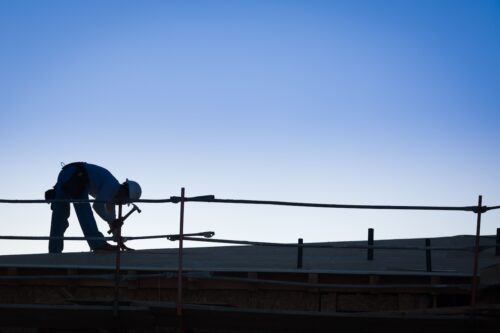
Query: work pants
xmin=49 ymin=165 xmax=106 ymax=253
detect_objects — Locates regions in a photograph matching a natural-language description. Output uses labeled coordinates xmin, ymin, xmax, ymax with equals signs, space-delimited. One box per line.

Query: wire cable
xmin=0 ymin=233 xmax=494 ymax=253
xmin=0 ymin=232 xmax=214 ymax=242
xmin=178 ymin=196 xmax=484 ymax=212
xmin=175 ymin=236 xmax=491 ymax=252
xmin=1 ymin=195 xmax=497 ymax=213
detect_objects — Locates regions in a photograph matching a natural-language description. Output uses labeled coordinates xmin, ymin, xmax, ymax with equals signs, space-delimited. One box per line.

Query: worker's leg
xmin=73 ymin=192 xmax=107 ymax=250
xmin=49 ymin=186 xmax=70 ymax=253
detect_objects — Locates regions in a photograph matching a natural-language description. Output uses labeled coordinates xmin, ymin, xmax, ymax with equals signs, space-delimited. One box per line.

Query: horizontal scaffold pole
xmin=1 ymin=195 xmax=498 ymax=213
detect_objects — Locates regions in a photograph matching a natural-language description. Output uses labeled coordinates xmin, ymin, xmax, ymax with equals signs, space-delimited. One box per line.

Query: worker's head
xmin=116 ymin=179 xmax=142 ymax=203
xmin=126 ymin=179 xmax=142 ymax=201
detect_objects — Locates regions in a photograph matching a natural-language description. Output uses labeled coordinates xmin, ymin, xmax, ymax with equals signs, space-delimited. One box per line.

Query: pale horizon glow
xmin=0 ymin=1 xmax=499 ymax=255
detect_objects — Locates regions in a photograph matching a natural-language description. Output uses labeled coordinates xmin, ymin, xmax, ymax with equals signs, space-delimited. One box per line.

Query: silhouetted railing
xmin=1 ymin=190 xmax=499 ymax=317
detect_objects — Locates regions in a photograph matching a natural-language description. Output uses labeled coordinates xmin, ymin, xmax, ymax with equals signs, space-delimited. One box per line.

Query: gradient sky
xmin=0 ymin=0 xmax=499 ymax=254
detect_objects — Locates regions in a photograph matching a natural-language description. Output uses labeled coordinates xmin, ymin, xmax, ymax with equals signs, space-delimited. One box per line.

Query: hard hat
xmin=126 ymin=179 xmax=142 ymax=201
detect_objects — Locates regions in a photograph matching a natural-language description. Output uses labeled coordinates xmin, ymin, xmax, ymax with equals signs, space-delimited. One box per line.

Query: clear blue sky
xmin=0 ymin=0 xmax=499 ymax=254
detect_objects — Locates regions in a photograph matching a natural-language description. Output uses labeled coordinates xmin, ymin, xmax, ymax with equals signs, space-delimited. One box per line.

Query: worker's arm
xmin=108 ymin=221 xmax=121 ymax=242
xmin=92 ymin=184 xmax=118 ymax=223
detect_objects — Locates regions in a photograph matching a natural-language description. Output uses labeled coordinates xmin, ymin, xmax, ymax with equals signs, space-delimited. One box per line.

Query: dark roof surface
xmin=0 ymin=235 xmax=498 ymax=276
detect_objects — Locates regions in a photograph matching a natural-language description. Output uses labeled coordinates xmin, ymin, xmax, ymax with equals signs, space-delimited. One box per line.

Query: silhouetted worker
xmin=47 ymin=162 xmax=142 ymax=253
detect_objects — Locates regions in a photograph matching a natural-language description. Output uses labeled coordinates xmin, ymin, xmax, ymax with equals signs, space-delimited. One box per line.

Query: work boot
xmin=93 ymin=242 xmax=118 ymax=252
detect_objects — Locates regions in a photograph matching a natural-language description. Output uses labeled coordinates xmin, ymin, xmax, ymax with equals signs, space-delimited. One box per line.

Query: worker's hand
xmin=111 ymin=229 xmax=120 ymax=242
xmin=110 ymin=218 xmax=123 ymax=230
xmin=107 ymin=219 xmax=122 ymax=242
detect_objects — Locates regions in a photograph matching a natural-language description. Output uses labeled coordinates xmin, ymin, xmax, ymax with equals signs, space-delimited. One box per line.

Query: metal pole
xmin=496 ymin=228 xmax=500 ymax=257
xmin=471 ymin=195 xmax=482 ymax=308
xmin=367 ymin=228 xmax=374 ymax=261
xmin=425 ymin=238 xmax=432 ymax=272
xmin=177 ymin=188 xmax=185 ymax=318
xmin=297 ymin=238 xmax=303 ymax=269
xmin=113 ymin=203 xmax=123 ymax=317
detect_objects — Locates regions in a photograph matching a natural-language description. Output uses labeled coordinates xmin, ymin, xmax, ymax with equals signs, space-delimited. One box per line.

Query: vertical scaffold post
xmin=297 ymin=238 xmax=303 ymax=269
xmin=496 ymin=228 xmax=500 ymax=257
xmin=471 ymin=195 xmax=483 ymax=308
xmin=425 ymin=238 xmax=432 ymax=272
xmin=177 ymin=188 xmax=186 ymax=319
xmin=367 ymin=228 xmax=374 ymax=261
xmin=113 ymin=203 xmax=123 ymax=317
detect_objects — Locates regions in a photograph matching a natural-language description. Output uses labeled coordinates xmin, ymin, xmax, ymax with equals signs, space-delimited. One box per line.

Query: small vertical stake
xmin=425 ymin=238 xmax=432 ymax=272
xmin=495 ymin=228 xmax=500 ymax=257
xmin=367 ymin=228 xmax=374 ymax=261
xmin=177 ymin=188 xmax=185 ymax=320
xmin=471 ymin=195 xmax=483 ymax=308
xmin=113 ymin=203 xmax=123 ymax=317
xmin=297 ymin=238 xmax=303 ymax=269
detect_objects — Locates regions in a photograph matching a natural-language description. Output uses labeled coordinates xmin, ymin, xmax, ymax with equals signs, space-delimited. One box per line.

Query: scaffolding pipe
xmin=471 ymin=195 xmax=483 ymax=308
xmin=172 ymin=236 xmax=485 ymax=252
xmin=177 ymin=188 xmax=185 ymax=319
xmin=2 ymin=197 xmax=498 ymax=212
xmin=113 ymin=203 xmax=123 ymax=317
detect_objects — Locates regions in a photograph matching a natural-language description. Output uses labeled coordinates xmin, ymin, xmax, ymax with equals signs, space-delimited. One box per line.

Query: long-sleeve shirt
xmin=85 ymin=163 xmax=121 ymax=223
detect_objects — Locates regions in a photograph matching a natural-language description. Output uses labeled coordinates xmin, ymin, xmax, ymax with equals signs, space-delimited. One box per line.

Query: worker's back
xmin=85 ymin=163 xmax=120 ymax=200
